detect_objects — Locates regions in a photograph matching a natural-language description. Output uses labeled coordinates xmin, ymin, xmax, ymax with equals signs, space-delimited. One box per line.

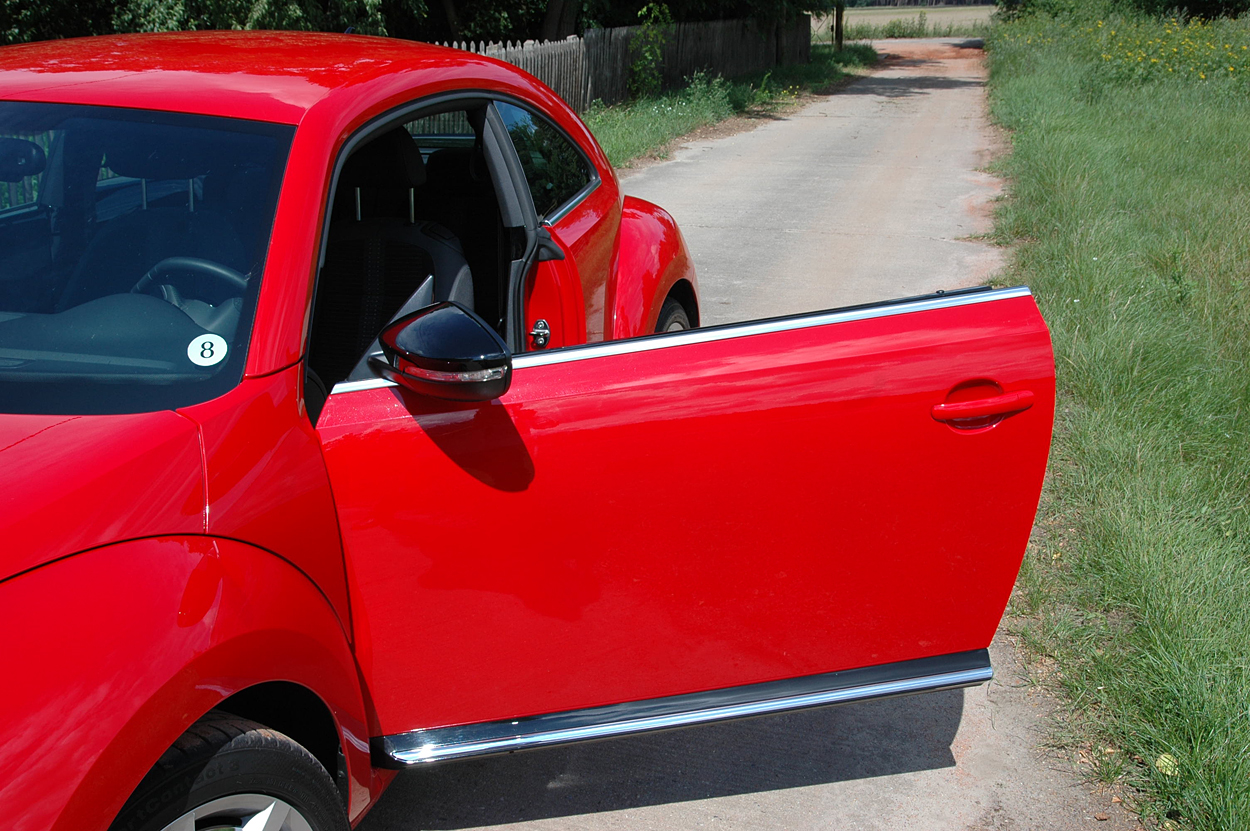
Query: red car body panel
xmin=0 ymin=411 xmax=205 ymax=579
xmin=611 ymin=196 xmax=698 ymax=337
xmin=524 ymin=229 xmax=588 ymax=349
xmin=315 ymin=294 xmax=1053 ymax=735
xmin=180 ymin=366 xmax=352 ymax=627
xmin=0 ymin=537 xmax=373 ymax=831
xmin=0 ymin=31 xmax=1052 ymax=830
xmin=556 ymin=173 xmax=623 ymax=342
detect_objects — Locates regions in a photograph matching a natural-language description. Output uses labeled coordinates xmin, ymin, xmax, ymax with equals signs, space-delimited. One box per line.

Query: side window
xmin=495 ymin=101 xmax=593 ymax=220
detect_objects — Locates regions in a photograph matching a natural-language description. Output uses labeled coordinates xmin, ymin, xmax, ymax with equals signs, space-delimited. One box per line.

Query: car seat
xmin=310 ymin=128 xmax=474 ymax=387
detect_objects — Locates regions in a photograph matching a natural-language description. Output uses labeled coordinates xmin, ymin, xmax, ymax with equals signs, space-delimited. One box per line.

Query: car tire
xmin=109 ymin=710 xmax=349 ymax=831
xmin=655 ymin=298 xmax=692 ymax=333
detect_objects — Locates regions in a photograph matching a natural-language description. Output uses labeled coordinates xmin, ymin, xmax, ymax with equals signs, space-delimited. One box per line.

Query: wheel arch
xmin=665 ymin=278 xmax=700 ymax=329
xmin=214 ymin=681 xmax=348 ymax=807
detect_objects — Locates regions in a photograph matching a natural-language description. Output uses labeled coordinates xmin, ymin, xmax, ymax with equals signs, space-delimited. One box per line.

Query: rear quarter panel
xmin=609 ymin=196 xmax=698 ymax=340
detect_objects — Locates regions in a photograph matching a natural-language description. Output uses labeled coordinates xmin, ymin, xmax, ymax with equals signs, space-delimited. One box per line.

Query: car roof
xmin=0 ymin=31 xmax=519 ymax=125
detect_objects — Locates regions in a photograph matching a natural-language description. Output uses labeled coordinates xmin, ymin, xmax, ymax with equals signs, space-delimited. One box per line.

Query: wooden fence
xmin=441 ymin=15 xmax=810 ymax=113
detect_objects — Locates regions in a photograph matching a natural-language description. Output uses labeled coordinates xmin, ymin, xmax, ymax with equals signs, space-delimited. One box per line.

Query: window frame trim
xmin=490 ymin=96 xmax=601 ymax=227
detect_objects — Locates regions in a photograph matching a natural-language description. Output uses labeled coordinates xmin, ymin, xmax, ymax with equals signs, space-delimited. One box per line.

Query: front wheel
xmin=655 ymin=298 xmax=692 ymax=333
xmin=109 ymin=711 xmax=348 ymax=831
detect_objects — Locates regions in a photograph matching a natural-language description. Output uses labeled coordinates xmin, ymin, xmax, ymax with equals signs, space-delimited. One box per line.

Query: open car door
xmin=314 ymin=285 xmax=1054 ymax=765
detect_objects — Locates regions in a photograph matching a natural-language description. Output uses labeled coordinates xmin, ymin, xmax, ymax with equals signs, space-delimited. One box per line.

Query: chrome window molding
xmin=372 ymin=649 xmax=992 ymax=767
xmin=543 ymin=175 xmax=600 ymax=226
xmin=330 ymin=285 xmax=1033 ymax=396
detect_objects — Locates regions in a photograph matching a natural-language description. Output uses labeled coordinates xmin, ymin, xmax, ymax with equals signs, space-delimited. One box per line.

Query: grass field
xmin=812 ymin=4 xmax=995 ymax=41
xmin=585 ymin=43 xmax=876 ymax=167
xmin=988 ymin=8 xmax=1250 ymax=830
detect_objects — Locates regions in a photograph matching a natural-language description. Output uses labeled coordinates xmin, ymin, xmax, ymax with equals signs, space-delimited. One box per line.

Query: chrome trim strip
xmin=330 ymin=286 xmax=1032 ymax=396
xmin=373 ymin=650 xmax=992 ymax=767
xmin=333 ymin=376 xmax=393 ymax=394
xmin=544 ymin=175 xmax=601 ymax=226
xmin=514 ymin=286 xmax=1031 ymax=370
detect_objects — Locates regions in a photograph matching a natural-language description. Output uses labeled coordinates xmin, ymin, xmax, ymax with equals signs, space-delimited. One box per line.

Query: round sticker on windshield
xmin=187 ymin=334 xmax=228 ymax=367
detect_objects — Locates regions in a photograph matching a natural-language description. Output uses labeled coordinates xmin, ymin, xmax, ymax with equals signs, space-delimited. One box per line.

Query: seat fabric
xmin=309 ymin=128 xmax=475 ymax=387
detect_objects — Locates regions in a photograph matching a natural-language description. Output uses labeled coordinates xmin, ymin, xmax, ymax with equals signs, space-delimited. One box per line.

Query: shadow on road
xmin=360 ymin=690 xmax=965 ymax=829
xmin=838 ymin=74 xmax=984 ymax=100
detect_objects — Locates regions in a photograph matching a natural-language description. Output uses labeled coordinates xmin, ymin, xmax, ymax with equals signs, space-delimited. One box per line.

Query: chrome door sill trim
xmin=331 ymin=285 xmax=1032 ymax=396
xmin=372 ymin=649 xmax=991 ymax=767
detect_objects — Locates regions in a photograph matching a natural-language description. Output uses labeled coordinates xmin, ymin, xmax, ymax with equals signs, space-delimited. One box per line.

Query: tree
xmin=3 ymin=0 xmax=428 ymax=44
xmin=1 ymin=0 xmax=114 ymax=44
xmin=540 ymin=0 xmax=580 ymax=40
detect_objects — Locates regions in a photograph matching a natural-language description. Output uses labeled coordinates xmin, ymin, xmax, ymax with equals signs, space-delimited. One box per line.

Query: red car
xmin=0 ymin=31 xmax=1054 ymax=831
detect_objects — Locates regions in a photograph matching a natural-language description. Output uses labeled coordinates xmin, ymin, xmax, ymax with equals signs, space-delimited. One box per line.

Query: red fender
xmin=0 ymin=537 xmax=376 ymax=831
xmin=609 ymin=195 xmax=699 ymax=340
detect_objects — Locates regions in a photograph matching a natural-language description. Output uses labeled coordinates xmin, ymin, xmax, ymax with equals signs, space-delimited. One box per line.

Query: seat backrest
xmin=310 ymin=128 xmax=475 ymax=387
xmin=57 ymin=207 xmax=247 ymax=311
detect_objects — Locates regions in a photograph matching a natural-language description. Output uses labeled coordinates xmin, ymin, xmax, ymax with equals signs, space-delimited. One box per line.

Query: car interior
xmin=0 ymin=103 xmax=292 ymax=414
xmin=305 ymin=103 xmax=530 ymax=421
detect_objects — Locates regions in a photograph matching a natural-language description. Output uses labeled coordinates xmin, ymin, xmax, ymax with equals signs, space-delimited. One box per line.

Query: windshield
xmin=0 ymin=102 xmax=293 ymax=415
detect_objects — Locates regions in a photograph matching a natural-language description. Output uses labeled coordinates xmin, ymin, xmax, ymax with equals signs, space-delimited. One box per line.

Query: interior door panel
xmin=316 ymin=287 xmax=1054 ymax=735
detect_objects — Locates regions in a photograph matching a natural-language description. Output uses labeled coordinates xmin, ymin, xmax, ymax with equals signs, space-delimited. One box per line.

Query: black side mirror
xmin=0 ymin=138 xmax=46 ymax=182
xmin=368 ymin=302 xmax=512 ymax=402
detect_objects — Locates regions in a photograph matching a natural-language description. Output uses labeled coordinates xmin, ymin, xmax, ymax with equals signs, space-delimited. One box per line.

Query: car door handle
xmin=931 ymin=390 xmax=1035 ymax=422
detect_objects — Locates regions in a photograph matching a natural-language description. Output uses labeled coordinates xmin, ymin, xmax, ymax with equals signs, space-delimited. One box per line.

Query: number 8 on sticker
xmin=188 ymin=334 xmax=228 ymax=367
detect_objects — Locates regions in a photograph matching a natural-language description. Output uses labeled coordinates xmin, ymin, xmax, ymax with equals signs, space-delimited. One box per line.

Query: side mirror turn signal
xmin=368 ymin=302 xmax=512 ymax=402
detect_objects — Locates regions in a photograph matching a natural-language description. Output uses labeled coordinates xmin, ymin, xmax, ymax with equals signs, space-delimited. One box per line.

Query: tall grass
xmin=989 ymin=10 xmax=1250 ymax=830
xmin=585 ymin=72 xmax=734 ymax=167
xmin=842 ymin=12 xmax=993 ymax=41
xmin=586 ymin=44 xmax=876 ymax=167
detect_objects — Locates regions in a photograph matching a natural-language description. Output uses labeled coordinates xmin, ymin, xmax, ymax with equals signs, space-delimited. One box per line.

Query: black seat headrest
xmin=341 ymin=128 xmax=426 ymax=190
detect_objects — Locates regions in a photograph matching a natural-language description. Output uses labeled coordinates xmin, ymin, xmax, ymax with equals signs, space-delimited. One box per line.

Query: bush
xmin=880 ymin=12 xmax=927 ymax=39
xmin=629 ymin=2 xmax=673 ymax=99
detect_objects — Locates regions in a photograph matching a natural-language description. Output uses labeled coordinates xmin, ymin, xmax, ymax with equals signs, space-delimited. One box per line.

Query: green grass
xmin=839 ymin=11 xmax=994 ymax=41
xmin=813 ymin=5 xmax=996 ymax=42
xmin=989 ymin=9 xmax=1250 ymax=830
xmin=585 ymin=44 xmax=876 ymax=167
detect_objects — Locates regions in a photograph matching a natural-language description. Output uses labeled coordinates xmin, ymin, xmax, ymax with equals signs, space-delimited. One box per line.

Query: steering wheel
xmin=131 ymin=257 xmax=248 ymax=299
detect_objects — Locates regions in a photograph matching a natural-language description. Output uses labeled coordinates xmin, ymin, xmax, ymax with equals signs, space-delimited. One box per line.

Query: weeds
xmin=812 ymin=6 xmax=995 ymax=42
xmin=990 ymin=9 xmax=1250 ymax=829
xmin=586 ymin=43 xmax=876 ymax=167
xmin=844 ymin=12 xmax=992 ymax=41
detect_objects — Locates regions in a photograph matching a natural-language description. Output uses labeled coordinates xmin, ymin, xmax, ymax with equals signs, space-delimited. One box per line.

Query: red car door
xmin=316 ymin=286 xmax=1053 ymax=761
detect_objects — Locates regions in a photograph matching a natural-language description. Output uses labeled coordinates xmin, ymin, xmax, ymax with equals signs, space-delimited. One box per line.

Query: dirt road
xmin=623 ymin=38 xmax=1004 ymax=327
xmin=358 ymin=40 xmax=1140 ymax=831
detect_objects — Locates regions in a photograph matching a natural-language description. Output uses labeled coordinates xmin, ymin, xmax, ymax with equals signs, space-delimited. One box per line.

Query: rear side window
xmin=495 ymin=101 xmax=593 ymax=219
xmin=0 ymin=103 xmax=293 ymax=415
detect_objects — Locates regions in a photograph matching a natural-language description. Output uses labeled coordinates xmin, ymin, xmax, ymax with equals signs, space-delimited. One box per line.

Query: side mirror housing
xmin=368 ymin=302 xmax=512 ymax=402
